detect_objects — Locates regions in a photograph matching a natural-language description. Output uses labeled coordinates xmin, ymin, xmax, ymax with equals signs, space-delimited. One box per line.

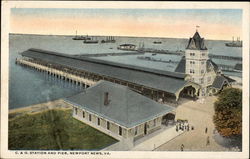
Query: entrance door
xmin=144 ymin=123 xmax=147 ymax=135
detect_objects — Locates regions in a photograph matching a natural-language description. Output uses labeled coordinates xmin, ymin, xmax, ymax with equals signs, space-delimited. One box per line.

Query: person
xmin=205 ymin=127 xmax=208 ymax=134
xmin=181 ymin=144 xmax=184 ymax=151
xmin=206 ymin=136 xmax=210 ymax=146
xmin=187 ymin=124 xmax=189 ymax=131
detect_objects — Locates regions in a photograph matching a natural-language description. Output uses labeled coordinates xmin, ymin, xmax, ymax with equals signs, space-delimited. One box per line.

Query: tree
xmin=213 ymin=88 xmax=242 ymax=137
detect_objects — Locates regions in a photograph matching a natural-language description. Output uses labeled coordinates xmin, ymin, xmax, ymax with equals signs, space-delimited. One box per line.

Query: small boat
xmin=101 ymin=36 xmax=116 ymax=43
xmin=153 ymin=41 xmax=162 ymax=44
xmin=225 ymin=37 xmax=242 ymax=47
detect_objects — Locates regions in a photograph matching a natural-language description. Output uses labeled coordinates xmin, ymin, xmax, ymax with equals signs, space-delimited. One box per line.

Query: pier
xmin=16 ymin=59 xmax=95 ymax=89
xmin=139 ymin=48 xmax=242 ymax=61
xmin=16 ymin=48 xmax=202 ymax=106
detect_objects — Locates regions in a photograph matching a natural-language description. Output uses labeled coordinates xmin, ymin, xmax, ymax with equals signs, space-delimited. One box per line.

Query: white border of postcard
xmin=1 ymin=1 xmax=249 ymax=159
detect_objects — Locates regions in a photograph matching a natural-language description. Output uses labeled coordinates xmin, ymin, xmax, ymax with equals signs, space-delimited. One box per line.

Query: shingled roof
xmin=65 ymin=80 xmax=174 ymax=128
xmin=186 ymin=31 xmax=207 ymax=50
xmin=21 ymin=48 xmax=188 ymax=94
xmin=211 ymin=75 xmax=234 ymax=89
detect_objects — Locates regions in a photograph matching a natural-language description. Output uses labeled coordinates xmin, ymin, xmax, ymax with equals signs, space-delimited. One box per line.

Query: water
xmin=9 ymin=34 xmax=242 ymax=109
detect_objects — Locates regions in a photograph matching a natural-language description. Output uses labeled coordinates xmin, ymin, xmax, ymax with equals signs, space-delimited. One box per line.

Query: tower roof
xmin=186 ymin=31 xmax=207 ymax=50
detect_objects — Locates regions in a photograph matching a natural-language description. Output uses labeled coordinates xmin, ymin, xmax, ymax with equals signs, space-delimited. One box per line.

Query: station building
xmin=64 ymin=80 xmax=175 ymax=141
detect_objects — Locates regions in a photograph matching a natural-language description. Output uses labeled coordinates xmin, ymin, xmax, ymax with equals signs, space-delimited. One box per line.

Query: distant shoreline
xmin=8 ymin=33 xmax=229 ymax=41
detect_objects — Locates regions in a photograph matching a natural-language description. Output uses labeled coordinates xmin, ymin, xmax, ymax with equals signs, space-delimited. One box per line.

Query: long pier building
xmin=16 ymin=31 xmax=235 ymax=105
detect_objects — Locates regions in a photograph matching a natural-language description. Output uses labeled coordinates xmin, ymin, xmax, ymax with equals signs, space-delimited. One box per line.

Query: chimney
xmin=104 ymin=92 xmax=110 ymax=106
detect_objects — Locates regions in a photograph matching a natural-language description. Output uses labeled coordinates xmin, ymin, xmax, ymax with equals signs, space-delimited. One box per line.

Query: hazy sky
xmin=10 ymin=8 xmax=242 ymax=40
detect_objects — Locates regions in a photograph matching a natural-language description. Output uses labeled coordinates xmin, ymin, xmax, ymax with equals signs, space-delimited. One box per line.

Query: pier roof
xmin=65 ymin=80 xmax=174 ymax=128
xmin=21 ymin=48 xmax=188 ymax=94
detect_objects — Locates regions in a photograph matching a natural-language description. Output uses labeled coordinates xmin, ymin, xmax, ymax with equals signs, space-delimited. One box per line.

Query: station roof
xmin=65 ymin=80 xmax=174 ymax=128
xmin=21 ymin=48 xmax=188 ymax=94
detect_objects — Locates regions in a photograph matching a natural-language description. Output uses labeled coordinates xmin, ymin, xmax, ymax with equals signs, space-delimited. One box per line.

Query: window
xmin=190 ymin=61 xmax=195 ymax=65
xmin=135 ymin=127 xmax=138 ymax=135
xmin=208 ymin=77 xmax=211 ymax=82
xmin=82 ymin=111 xmax=85 ymax=118
xmin=153 ymin=119 xmax=156 ymax=126
xmin=190 ymin=53 xmax=195 ymax=56
xmin=98 ymin=118 xmax=100 ymax=126
xmin=190 ymin=69 xmax=195 ymax=74
xmin=201 ymin=61 xmax=205 ymax=65
xmin=75 ymin=108 xmax=78 ymax=115
xmin=202 ymin=53 xmax=205 ymax=56
xmin=201 ymin=70 xmax=204 ymax=74
xmin=89 ymin=114 xmax=92 ymax=121
xmin=119 ymin=126 xmax=122 ymax=136
xmin=107 ymin=121 xmax=110 ymax=130
xmin=200 ymin=78 xmax=204 ymax=84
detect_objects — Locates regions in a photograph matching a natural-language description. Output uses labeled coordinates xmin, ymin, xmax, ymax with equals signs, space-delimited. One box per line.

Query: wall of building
xmin=128 ymin=116 xmax=162 ymax=141
xmin=185 ymin=49 xmax=217 ymax=96
xmin=71 ymin=105 xmax=129 ymax=141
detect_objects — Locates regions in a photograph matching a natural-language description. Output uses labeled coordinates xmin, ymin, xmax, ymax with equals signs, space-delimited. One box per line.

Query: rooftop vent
xmin=104 ymin=92 xmax=110 ymax=106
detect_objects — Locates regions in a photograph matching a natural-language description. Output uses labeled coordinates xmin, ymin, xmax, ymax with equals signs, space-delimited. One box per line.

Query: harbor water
xmin=9 ymin=34 xmax=242 ymax=109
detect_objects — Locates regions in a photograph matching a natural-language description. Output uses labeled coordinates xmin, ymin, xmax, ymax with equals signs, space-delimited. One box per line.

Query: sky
xmin=10 ymin=8 xmax=242 ymax=40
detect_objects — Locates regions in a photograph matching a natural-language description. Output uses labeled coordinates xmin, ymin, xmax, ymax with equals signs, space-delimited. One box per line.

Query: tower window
xmin=190 ymin=61 xmax=195 ymax=64
xmin=190 ymin=69 xmax=195 ymax=74
xmin=190 ymin=53 xmax=195 ymax=56
xmin=200 ymin=78 xmax=204 ymax=84
xmin=202 ymin=53 xmax=205 ymax=56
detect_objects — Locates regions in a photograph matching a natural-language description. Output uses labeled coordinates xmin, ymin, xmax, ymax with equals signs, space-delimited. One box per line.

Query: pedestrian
xmin=187 ymin=124 xmax=189 ymax=131
xmin=181 ymin=144 xmax=184 ymax=151
xmin=206 ymin=136 xmax=210 ymax=146
xmin=176 ymin=125 xmax=178 ymax=132
xmin=205 ymin=127 xmax=208 ymax=134
xmin=191 ymin=126 xmax=194 ymax=130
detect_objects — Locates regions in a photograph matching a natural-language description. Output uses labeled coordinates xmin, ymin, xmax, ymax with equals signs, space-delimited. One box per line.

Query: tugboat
xmin=225 ymin=37 xmax=242 ymax=47
xmin=83 ymin=36 xmax=99 ymax=44
xmin=101 ymin=36 xmax=116 ymax=43
xmin=72 ymin=31 xmax=91 ymax=40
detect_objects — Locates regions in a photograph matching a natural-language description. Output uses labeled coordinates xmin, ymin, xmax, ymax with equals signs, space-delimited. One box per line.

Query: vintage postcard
xmin=1 ymin=1 xmax=249 ymax=159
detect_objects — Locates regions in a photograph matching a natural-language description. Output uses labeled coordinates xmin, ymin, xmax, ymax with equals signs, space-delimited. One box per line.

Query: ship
xmin=153 ymin=41 xmax=162 ymax=44
xmin=72 ymin=31 xmax=91 ymax=40
xmin=83 ymin=36 xmax=99 ymax=44
xmin=101 ymin=36 xmax=116 ymax=43
xmin=225 ymin=37 xmax=242 ymax=47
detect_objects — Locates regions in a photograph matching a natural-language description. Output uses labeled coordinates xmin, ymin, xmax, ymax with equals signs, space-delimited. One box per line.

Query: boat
xmin=117 ymin=44 xmax=137 ymax=51
xmin=72 ymin=31 xmax=91 ymax=40
xmin=101 ymin=36 xmax=116 ymax=43
xmin=225 ymin=37 xmax=242 ymax=47
xmin=83 ymin=36 xmax=99 ymax=44
xmin=153 ymin=41 xmax=162 ymax=44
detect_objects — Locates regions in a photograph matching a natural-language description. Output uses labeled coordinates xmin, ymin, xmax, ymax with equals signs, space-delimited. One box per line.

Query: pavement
xmin=155 ymin=96 xmax=234 ymax=151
